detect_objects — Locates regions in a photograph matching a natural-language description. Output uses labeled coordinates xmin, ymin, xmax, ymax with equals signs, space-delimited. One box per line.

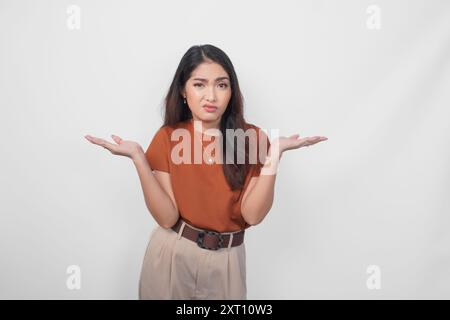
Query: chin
xmin=199 ymin=113 xmax=222 ymax=120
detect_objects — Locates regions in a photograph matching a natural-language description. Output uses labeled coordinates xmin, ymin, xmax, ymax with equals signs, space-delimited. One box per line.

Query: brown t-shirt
xmin=145 ymin=119 xmax=270 ymax=233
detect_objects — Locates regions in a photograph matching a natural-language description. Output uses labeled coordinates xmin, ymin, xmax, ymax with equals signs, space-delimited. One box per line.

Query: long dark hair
xmin=162 ymin=44 xmax=252 ymax=191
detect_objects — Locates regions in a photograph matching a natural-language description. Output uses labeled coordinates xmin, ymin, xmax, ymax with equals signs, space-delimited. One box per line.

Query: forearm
xmin=241 ymin=148 xmax=280 ymax=225
xmin=132 ymin=150 xmax=179 ymax=228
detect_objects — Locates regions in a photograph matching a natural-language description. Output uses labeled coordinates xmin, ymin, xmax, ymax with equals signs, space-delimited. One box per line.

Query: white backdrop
xmin=1 ymin=0 xmax=449 ymax=299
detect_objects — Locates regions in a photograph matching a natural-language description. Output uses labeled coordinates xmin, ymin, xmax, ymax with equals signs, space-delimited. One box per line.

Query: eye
xmin=194 ymin=83 xmax=204 ymax=87
xmin=219 ymin=83 xmax=229 ymax=88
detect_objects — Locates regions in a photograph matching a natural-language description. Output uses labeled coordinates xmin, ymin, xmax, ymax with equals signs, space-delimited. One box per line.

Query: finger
xmin=298 ymin=136 xmax=320 ymax=147
xmin=102 ymin=141 xmax=117 ymax=152
xmin=312 ymin=136 xmax=328 ymax=142
xmin=85 ymin=135 xmax=105 ymax=145
xmin=111 ymin=134 xmax=122 ymax=144
xmin=85 ymin=135 xmax=100 ymax=144
xmin=296 ymin=137 xmax=313 ymax=145
xmin=85 ymin=135 xmax=116 ymax=150
xmin=309 ymin=137 xmax=322 ymax=145
xmin=307 ymin=136 xmax=328 ymax=146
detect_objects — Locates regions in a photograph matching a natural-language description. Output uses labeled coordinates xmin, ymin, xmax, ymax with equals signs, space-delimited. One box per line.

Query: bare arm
xmin=241 ymin=147 xmax=279 ymax=226
xmin=132 ymin=149 xmax=179 ymax=228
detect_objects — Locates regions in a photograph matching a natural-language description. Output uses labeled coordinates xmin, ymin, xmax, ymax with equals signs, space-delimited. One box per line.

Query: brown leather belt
xmin=171 ymin=219 xmax=245 ymax=251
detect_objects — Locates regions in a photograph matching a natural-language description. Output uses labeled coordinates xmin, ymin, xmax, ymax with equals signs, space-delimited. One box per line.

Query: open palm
xmin=84 ymin=134 xmax=142 ymax=159
xmin=272 ymin=134 xmax=328 ymax=157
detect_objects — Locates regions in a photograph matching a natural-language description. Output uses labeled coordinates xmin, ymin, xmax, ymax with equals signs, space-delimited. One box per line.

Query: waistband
xmin=171 ymin=219 xmax=245 ymax=251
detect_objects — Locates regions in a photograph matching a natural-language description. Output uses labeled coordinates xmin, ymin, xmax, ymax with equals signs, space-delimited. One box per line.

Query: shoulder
xmin=244 ymin=122 xmax=259 ymax=130
xmin=244 ymin=122 xmax=269 ymax=141
xmin=244 ymin=122 xmax=267 ymax=133
xmin=153 ymin=120 xmax=189 ymax=140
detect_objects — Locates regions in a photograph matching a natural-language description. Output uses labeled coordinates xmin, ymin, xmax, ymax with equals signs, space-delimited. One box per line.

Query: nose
xmin=205 ymin=86 xmax=217 ymax=102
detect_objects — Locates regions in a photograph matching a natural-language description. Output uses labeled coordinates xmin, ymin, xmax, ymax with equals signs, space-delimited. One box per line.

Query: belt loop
xmin=177 ymin=221 xmax=186 ymax=240
xmin=227 ymin=232 xmax=234 ymax=251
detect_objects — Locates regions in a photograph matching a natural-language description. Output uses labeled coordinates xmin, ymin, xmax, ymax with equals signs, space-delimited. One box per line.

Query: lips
xmin=203 ymin=105 xmax=218 ymax=112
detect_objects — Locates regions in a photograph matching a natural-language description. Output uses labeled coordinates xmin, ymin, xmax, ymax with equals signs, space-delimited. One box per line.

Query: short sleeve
xmin=145 ymin=126 xmax=170 ymax=173
xmin=250 ymin=127 xmax=271 ymax=178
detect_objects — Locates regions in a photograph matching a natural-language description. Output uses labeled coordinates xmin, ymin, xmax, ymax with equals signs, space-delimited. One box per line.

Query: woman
xmin=85 ymin=44 xmax=327 ymax=299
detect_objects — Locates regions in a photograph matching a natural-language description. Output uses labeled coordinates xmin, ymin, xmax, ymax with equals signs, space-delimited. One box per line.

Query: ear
xmin=180 ymin=84 xmax=187 ymax=99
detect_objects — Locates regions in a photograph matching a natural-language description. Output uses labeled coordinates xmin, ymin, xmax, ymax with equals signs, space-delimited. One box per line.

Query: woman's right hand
xmin=84 ymin=134 xmax=143 ymax=160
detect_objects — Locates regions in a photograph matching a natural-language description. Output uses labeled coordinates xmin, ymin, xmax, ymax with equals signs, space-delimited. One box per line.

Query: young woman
xmin=84 ymin=44 xmax=327 ymax=299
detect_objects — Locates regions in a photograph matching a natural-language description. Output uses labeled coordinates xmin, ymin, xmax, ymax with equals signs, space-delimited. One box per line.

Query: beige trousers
xmin=138 ymin=221 xmax=247 ymax=300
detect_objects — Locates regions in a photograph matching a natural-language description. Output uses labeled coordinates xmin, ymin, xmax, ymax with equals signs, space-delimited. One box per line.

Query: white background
xmin=0 ymin=0 xmax=449 ymax=299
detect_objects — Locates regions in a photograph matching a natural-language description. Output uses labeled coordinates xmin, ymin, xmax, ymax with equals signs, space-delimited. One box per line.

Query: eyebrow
xmin=192 ymin=77 xmax=230 ymax=82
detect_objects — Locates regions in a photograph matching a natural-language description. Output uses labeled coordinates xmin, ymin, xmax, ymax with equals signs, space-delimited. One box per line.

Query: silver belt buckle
xmin=196 ymin=230 xmax=224 ymax=250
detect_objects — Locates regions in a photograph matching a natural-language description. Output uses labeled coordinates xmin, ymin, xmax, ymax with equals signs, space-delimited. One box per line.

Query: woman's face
xmin=182 ymin=61 xmax=232 ymax=130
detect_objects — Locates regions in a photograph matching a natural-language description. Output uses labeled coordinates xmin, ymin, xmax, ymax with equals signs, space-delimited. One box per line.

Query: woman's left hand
xmin=271 ymin=134 xmax=328 ymax=158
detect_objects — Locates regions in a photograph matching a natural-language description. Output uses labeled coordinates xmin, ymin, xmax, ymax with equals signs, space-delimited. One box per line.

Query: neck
xmin=191 ymin=118 xmax=221 ymax=136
